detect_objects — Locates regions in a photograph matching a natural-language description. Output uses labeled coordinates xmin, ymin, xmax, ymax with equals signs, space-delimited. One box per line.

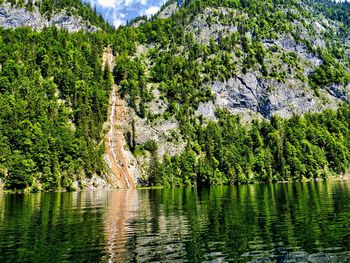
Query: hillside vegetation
xmin=0 ymin=1 xmax=138 ymax=190
xmin=115 ymin=0 xmax=350 ymax=186
xmin=0 ymin=0 xmax=350 ymax=191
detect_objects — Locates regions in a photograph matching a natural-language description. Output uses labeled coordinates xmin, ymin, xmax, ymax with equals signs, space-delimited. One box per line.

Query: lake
xmin=1 ymin=181 xmax=350 ymax=262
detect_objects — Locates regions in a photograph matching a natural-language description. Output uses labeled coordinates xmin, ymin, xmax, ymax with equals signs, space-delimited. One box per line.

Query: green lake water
xmin=1 ymin=181 xmax=350 ymax=262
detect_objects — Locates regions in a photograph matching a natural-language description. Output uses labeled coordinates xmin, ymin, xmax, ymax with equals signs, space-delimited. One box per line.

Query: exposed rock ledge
xmin=196 ymin=73 xmax=341 ymax=119
xmin=0 ymin=3 xmax=98 ymax=32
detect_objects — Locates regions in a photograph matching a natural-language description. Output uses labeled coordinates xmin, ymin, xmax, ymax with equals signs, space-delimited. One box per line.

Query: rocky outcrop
xmin=199 ymin=30 xmax=349 ymax=119
xmin=204 ymin=73 xmax=339 ymax=119
xmin=0 ymin=3 xmax=97 ymax=32
xmin=132 ymin=114 xmax=185 ymax=157
xmin=157 ymin=3 xmax=178 ymax=20
xmin=182 ymin=4 xmax=350 ymax=119
xmin=186 ymin=7 xmax=239 ymax=45
xmin=265 ymin=37 xmax=323 ymax=69
xmin=72 ymin=174 xmax=111 ymax=191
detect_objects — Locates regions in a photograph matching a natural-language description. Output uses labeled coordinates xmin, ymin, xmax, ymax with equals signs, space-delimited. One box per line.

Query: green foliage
xmin=0 ymin=27 xmax=112 ymax=191
xmin=151 ymin=105 xmax=350 ymax=187
xmin=310 ymin=54 xmax=350 ymax=87
xmin=2 ymin=0 xmax=350 ymax=191
xmin=0 ymin=1 xmax=141 ymax=191
xmin=310 ymin=0 xmax=350 ymax=36
xmin=116 ymin=0 xmax=350 ymax=188
xmin=113 ymin=54 xmax=151 ymax=117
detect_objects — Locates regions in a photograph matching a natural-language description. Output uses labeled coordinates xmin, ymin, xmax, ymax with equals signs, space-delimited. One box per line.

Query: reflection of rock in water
xmin=242 ymin=249 xmax=350 ymax=263
xmin=104 ymin=190 xmax=139 ymax=262
xmin=125 ymin=191 xmax=190 ymax=263
xmin=131 ymin=215 xmax=189 ymax=262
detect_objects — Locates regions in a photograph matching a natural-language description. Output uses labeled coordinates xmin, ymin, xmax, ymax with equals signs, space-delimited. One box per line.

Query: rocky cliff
xmin=0 ymin=2 xmax=98 ymax=32
xmin=161 ymin=3 xmax=349 ymax=119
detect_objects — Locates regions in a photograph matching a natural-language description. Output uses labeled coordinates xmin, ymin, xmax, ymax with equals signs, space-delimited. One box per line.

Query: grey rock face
xmin=131 ymin=19 xmax=146 ymax=28
xmin=0 ymin=4 xmax=97 ymax=32
xmin=133 ymin=115 xmax=185 ymax=157
xmin=196 ymin=101 xmax=217 ymax=119
xmin=263 ymin=36 xmax=323 ymax=74
xmin=158 ymin=3 xmax=177 ymax=20
xmin=49 ymin=12 xmax=97 ymax=32
xmin=209 ymin=73 xmax=337 ymax=119
xmin=184 ymin=5 xmax=350 ymax=120
xmin=326 ymin=84 xmax=350 ymax=101
xmin=186 ymin=7 xmax=238 ymax=45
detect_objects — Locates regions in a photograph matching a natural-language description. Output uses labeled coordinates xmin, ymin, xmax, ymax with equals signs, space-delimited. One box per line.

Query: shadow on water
xmin=1 ymin=181 xmax=350 ymax=262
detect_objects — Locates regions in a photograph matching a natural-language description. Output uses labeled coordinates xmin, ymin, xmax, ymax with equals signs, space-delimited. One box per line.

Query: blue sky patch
xmin=82 ymin=0 xmax=167 ymax=27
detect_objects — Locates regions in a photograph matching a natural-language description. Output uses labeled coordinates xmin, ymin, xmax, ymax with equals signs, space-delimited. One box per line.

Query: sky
xmin=82 ymin=0 xmax=168 ymax=28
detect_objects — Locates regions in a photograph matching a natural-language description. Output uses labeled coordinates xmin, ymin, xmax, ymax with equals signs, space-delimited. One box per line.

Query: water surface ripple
xmin=1 ymin=181 xmax=350 ymax=262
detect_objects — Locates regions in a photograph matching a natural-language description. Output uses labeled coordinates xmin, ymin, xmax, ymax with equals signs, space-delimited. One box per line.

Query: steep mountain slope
xmin=103 ymin=48 xmax=137 ymax=189
xmin=0 ymin=0 xmax=119 ymax=191
xmin=1 ymin=0 xmax=350 ymax=191
xmin=137 ymin=0 xmax=349 ymax=119
xmin=0 ymin=27 xmax=114 ymax=191
xmin=113 ymin=0 xmax=350 ymax=186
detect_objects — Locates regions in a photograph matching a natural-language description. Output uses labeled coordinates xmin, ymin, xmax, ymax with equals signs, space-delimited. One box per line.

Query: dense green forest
xmin=0 ymin=27 xmax=113 ymax=191
xmin=0 ymin=0 xmax=350 ymax=191
xmin=149 ymin=105 xmax=350 ymax=187
xmin=0 ymin=8 xmax=139 ymax=190
xmin=114 ymin=0 xmax=350 ymax=121
xmin=311 ymin=0 xmax=350 ymax=30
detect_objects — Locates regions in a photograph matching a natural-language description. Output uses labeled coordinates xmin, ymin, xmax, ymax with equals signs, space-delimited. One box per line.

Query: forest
xmin=0 ymin=27 xmax=113 ymax=191
xmin=0 ymin=3 xmax=140 ymax=190
xmin=149 ymin=105 xmax=350 ymax=187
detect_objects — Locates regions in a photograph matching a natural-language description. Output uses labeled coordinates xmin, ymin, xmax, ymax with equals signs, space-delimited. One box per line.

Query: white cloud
xmin=113 ymin=18 xmax=124 ymax=28
xmin=144 ymin=6 xmax=160 ymax=17
xmin=124 ymin=0 xmax=133 ymax=6
xmin=83 ymin=0 xmax=165 ymax=28
xmin=97 ymin=0 xmax=117 ymax=8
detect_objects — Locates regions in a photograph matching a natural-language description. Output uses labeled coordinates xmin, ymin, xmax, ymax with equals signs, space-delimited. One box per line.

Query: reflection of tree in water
xmin=120 ymin=183 xmax=350 ymax=262
xmin=1 ymin=182 xmax=350 ymax=262
xmin=123 ymin=189 xmax=191 ymax=263
xmin=0 ymin=191 xmax=107 ymax=262
xmin=0 ymin=193 xmax=4 ymax=226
